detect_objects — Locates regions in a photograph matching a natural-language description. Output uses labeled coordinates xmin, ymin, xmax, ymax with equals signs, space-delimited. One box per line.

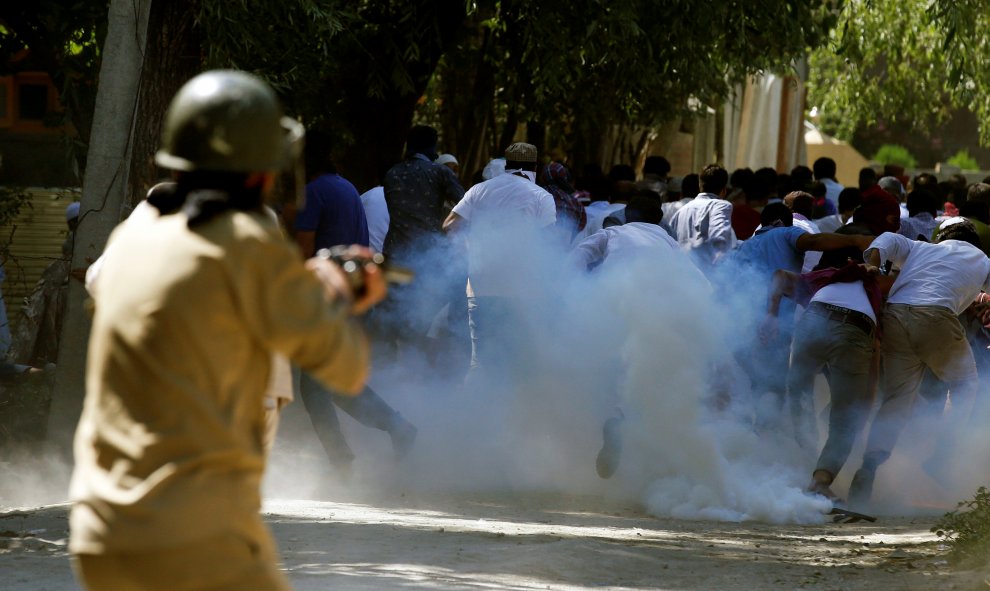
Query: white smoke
xmin=266 ymin=217 xmax=844 ymax=524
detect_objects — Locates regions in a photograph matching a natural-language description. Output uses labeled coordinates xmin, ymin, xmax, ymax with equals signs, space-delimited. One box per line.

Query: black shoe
xmin=848 ymin=467 xmax=876 ymax=510
xmin=596 ymin=417 xmax=623 ymax=479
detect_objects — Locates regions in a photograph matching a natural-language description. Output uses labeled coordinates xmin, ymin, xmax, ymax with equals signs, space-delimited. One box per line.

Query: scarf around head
xmin=538 ymin=162 xmax=587 ymax=232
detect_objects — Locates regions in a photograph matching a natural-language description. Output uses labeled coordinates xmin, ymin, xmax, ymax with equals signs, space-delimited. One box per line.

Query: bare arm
xmin=766 ymin=269 xmax=800 ymax=316
xmin=864 ymin=248 xmax=881 ymax=269
xmin=442 ymin=211 xmax=465 ymax=234
xmin=795 ymin=232 xmax=874 ymax=253
xmin=759 ymin=269 xmax=799 ymax=344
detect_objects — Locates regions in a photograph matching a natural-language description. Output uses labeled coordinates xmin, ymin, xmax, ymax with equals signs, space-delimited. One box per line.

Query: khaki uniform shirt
xmin=70 ymin=209 xmax=368 ymax=554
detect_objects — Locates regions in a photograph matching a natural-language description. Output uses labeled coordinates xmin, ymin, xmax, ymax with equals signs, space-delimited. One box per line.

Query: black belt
xmin=807 ymin=301 xmax=876 ymax=337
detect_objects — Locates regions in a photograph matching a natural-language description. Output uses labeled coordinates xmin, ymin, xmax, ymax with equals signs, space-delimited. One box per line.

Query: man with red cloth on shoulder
xmin=759 ymin=189 xmax=901 ymax=503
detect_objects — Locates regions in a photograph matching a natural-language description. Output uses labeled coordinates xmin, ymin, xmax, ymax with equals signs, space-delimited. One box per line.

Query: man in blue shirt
xmin=723 ymin=200 xmax=872 ymax=430
xmin=294 ymin=133 xmax=416 ymax=474
xmin=296 ymin=136 xmax=369 ymax=255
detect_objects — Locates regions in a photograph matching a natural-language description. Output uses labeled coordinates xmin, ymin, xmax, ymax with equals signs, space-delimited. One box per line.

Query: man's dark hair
xmin=790 ymin=165 xmax=813 ymax=188
xmin=859 ymin=167 xmax=877 ymax=190
xmin=940 ymin=180 xmax=966 ymax=205
xmin=760 ymin=202 xmax=793 ymax=227
xmin=935 ymin=219 xmax=982 ymax=249
xmin=642 ymin=156 xmax=671 ymax=177
xmin=838 ymin=187 xmax=862 ymax=213
xmin=960 ymin=200 xmax=990 ymax=224
xmin=967 ymin=183 xmax=990 ymax=205
xmin=906 ymin=189 xmax=938 ymax=217
xmin=625 ymin=193 xmax=663 ymax=224
xmin=776 ymin=173 xmax=793 ymax=197
xmin=699 ymin=164 xmax=729 ymax=194
xmin=406 ymin=125 xmax=439 ymax=156
xmin=304 ymin=130 xmax=337 ymax=175
xmin=913 ymin=172 xmax=938 ymax=190
xmin=585 ymin=174 xmax=611 ymax=202
xmin=730 ymin=168 xmax=754 ymax=192
xmin=681 ymin=174 xmax=700 ymax=198
xmin=949 ymin=173 xmax=968 ymax=189
xmin=751 ymin=168 xmax=778 ymax=201
xmin=576 ymin=163 xmax=604 ymax=186
xmin=983 ymin=174 xmax=990 ymax=184
xmin=788 ymin=192 xmax=814 ymax=218
xmin=813 ymin=157 xmax=837 ymax=181
xmin=808 ymin=181 xmax=827 ymax=199
xmin=608 ymin=164 xmax=636 ymax=183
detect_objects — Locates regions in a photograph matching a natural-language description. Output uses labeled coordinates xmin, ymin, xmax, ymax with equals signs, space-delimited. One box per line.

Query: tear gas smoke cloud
xmin=266 ymin=216 xmax=884 ymax=523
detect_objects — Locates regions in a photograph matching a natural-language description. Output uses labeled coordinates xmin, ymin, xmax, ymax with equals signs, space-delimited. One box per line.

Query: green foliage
xmin=946 ymin=148 xmax=980 ymax=170
xmin=933 ymin=486 xmax=990 ymax=566
xmin=808 ymin=0 xmax=990 ymax=145
xmin=197 ymin=1 xmax=465 ymax=146
xmin=872 ymin=144 xmax=918 ymax=168
xmin=486 ymin=0 xmax=835 ymax=129
xmin=426 ymin=0 xmax=837 ymax=172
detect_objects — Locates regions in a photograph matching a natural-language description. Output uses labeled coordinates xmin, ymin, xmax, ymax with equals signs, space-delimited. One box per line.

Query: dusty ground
xmin=0 ymin=490 xmax=984 ymax=591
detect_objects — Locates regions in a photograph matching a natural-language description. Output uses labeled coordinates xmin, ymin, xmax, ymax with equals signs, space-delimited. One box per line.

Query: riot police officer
xmin=69 ymin=70 xmax=385 ymax=591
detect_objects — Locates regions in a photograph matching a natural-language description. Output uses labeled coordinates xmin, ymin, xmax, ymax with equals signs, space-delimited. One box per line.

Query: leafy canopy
xmin=808 ymin=0 xmax=990 ymax=145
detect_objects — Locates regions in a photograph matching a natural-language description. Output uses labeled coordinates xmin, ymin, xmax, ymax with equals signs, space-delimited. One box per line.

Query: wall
xmin=0 ymin=188 xmax=78 ymax=322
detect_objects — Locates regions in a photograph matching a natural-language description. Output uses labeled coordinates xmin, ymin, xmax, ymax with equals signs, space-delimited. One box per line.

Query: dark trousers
xmin=298 ymin=371 xmax=399 ymax=466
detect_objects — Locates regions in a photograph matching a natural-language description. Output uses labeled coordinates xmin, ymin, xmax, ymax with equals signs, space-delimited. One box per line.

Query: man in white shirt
xmin=571 ymin=196 xmax=679 ymax=271
xmin=359 ymin=185 xmax=389 ymax=253
xmin=783 ymin=191 xmax=822 ymax=273
xmin=571 ymin=198 xmax=626 ymax=246
xmin=813 ymin=157 xmax=844 ymax=212
xmin=760 ymin=223 xmax=890 ymax=502
xmin=442 ymin=142 xmax=556 ymax=379
xmin=848 ymin=218 xmax=990 ymax=508
xmin=570 ymin=195 xmax=699 ymax=478
xmin=668 ymin=164 xmax=736 ymax=274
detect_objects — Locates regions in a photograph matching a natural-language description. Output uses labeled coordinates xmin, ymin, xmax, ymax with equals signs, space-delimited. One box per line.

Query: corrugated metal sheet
xmin=0 ymin=187 xmax=79 ymax=318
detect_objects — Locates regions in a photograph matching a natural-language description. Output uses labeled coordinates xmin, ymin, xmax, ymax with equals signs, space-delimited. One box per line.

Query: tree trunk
xmin=526 ymin=121 xmax=546 ymax=158
xmin=337 ymin=95 xmax=422 ymax=193
xmin=48 ymin=0 xmax=153 ymax=454
xmin=127 ymin=0 xmax=202 ymax=208
xmin=333 ymin=1 xmax=467 ymax=193
xmin=438 ymin=24 xmax=497 ymax=183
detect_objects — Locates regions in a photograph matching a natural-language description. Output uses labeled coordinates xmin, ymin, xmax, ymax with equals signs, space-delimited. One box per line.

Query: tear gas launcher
xmin=316 ymin=246 xmax=415 ymax=297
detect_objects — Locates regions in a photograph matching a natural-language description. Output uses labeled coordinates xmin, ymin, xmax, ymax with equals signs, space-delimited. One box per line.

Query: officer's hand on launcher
xmin=306 ymin=245 xmax=388 ymax=315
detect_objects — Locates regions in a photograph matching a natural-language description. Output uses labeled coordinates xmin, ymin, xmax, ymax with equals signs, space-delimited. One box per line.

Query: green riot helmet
xmin=156 ymin=70 xmax=304 ymax=174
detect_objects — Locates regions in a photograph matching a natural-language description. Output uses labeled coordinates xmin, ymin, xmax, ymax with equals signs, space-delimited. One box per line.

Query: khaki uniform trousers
xmin=864 ymin=304 xmax=979 ymax=464
xmin=74 ymin=530 xmax=291 ymax=591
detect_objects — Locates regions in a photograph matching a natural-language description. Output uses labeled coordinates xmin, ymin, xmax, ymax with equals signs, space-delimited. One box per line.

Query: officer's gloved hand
xmin=306 ymin=245 xmax=387 ymax=315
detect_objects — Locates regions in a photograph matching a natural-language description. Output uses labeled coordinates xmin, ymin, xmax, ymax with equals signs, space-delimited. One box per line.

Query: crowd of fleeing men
xmin=298 ymin=123 xmax=990 ymax=513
